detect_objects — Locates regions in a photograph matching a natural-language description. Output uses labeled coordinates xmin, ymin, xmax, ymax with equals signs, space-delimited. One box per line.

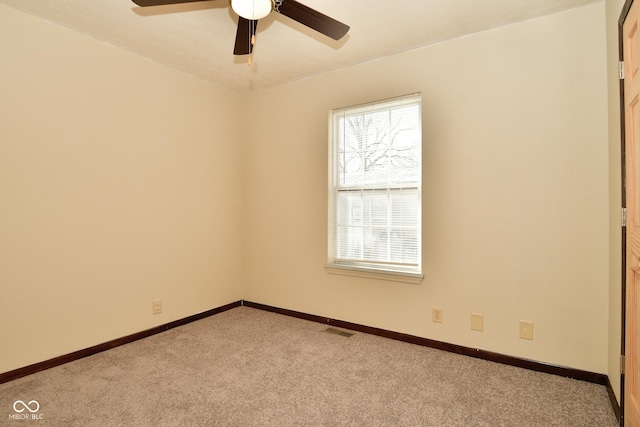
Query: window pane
xmin=369 ymin=194 xmax=388 ymax=226
xmin=336 ymin=102 xmax=420 ymax=189
xmin=391 ymin=190 xmax=418 ymax=227
xmin=336 ymin=189 xmax=419 ymax=265
xmin=338 ymin=225 xmax=362 ymax=260
xmin=363 ymin=227 xmax=389 ymax=261
xmin=330 ymin=94 xmax=422 ymax=273
xmin=390 ymin=229 xmax=419 ymax=262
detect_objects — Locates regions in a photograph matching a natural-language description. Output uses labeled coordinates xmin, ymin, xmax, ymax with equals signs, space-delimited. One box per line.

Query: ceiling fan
xmin=131 ymin=0 xmax=350 ymax=56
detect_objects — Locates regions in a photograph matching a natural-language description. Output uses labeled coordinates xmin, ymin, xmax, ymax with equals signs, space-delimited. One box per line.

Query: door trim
xmin=621 ymin=2 xmax=634 ymax=425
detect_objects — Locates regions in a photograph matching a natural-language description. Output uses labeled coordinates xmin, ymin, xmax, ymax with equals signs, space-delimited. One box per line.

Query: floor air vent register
xmin=323 ymin=327 xmax=354 ymax=338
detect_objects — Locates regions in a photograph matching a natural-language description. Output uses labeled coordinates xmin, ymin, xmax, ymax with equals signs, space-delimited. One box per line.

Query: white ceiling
xmin=0 ymin=0 xmax=600 ymax=92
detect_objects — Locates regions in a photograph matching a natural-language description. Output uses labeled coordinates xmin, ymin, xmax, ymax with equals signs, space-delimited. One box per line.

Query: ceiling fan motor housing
xmin=231 ymin=0 xmax=272 ymax=20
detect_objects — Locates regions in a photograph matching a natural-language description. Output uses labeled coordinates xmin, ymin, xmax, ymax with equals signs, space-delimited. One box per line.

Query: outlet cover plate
xmin=152 ymin=299 xmax=162 ymax=315
xmin=519 ymin=320 xmax=533 ymax=340
xmin=471 ymin=313 xmax=483 ymax=331
xmin=432 ymin=308 xmax=443 ymax=323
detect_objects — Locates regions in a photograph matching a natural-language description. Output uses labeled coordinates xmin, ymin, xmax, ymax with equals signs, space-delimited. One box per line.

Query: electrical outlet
xmin=432 ymin=307 xmax=443 ymax=323
xmin=471 ymin=313 xmax=483 ymax=331
xmin=152 ymin=299 xmax=162 ymax=315
xmin=519 ymin=321 xmax=533 ymax=340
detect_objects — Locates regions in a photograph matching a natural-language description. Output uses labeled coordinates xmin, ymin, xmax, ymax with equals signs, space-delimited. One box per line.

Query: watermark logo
xmin=13 ymin=401 xmax=39 ymax=413
xmin=9 ymin=400 xmax=43 ymax=421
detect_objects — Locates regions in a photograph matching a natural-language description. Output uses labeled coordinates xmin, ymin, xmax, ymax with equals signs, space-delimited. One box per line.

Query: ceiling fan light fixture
xmin=231 ymin=0 xmax=272 ymax=20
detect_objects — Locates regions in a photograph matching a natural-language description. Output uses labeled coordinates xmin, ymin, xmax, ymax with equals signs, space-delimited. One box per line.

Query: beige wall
xmin=0 ymin=5 xmax=245 ymax=373
xmin=244 ymin=3 xmax=610 ymax=374
xmin=606 ymin=0 xmax=625 ymax=405
xmin=1 ymin=2 xmax=614 ymax=379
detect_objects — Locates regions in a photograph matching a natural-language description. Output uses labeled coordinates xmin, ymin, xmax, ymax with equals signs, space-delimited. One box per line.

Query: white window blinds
xmin=328 ymin=94 xmax=422 ymax=276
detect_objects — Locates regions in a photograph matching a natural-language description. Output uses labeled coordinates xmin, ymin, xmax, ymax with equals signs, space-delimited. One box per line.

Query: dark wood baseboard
xmin=606 ymin=376 xmax=622 ymax=425
xmin=0 ymin=300 xmax=242 ymax=384
xmin=1 ymin=297 xmax=618 ymax=420
xmin=243 ymin=300 xmax=609 ymax=385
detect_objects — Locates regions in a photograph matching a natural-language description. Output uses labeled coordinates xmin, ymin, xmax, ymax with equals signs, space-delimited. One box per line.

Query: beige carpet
xmin=0 ymin=307 xmax=619 ymax=426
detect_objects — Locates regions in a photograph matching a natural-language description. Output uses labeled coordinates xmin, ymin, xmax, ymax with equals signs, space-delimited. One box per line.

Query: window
xmin=327 ymin=93 xmax=423 ymax=283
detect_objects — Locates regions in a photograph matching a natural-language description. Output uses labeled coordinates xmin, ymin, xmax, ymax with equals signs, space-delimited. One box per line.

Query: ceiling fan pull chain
xmin=248 ymin=20 xmax=254 ymax=66
xmin=273 ymin=0 xmax=283 ymax=13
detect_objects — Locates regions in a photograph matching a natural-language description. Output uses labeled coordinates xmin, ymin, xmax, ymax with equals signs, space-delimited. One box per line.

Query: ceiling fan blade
xmin=276 ymin=0 xmax=349 ymax=41
xmin=234 ymin=17 xmax=258 ymax=55
xmin=132 ymin=0 xmax=211 ymax=6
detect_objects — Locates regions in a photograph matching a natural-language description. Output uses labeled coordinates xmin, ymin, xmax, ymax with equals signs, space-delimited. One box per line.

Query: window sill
xmin=325 ymin=263 xmax=424 ymax=284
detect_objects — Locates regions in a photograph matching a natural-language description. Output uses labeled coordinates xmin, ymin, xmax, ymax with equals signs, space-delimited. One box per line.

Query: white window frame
xmin=326 ymin=93 xmax=423 ymax=284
